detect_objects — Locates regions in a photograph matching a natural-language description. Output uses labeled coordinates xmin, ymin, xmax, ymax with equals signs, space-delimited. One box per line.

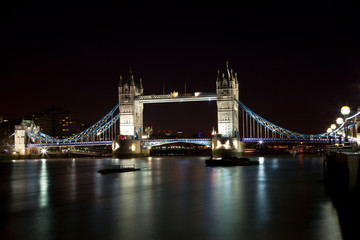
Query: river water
xmin=1 ymin=155 xmax=342 ymax=240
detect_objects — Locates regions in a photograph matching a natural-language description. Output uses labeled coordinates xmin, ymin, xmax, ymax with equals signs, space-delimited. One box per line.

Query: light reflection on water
xmin=39 ymin=159 xmax=48 ymax=208
xmin=1 ymin=156 xmax=342 ymax=240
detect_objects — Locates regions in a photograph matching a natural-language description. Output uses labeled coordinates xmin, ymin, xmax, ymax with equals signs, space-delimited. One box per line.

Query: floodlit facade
xmin=118 ymin=69 xmax=144 ymax=139
xmin=216 ymin=62 xmax=239 ymax=138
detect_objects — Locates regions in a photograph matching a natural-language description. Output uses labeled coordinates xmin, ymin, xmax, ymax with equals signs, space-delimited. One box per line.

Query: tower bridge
xmin=134 ymin=92 xmax=217 ymax=103
xmin=13 ymin=62 xmax=360 ymax=156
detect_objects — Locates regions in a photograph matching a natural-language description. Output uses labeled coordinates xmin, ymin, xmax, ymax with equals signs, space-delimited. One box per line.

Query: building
xmin=33 ymin=106 xmax=87 ymax=139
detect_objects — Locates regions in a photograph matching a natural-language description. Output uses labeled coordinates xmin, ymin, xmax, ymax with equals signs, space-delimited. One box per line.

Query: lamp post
xmin=336 ymin=117 xmax=344 ymax=144
xmin=331 ymin=124 xmax=337 ymax=144
xmin=341 ymin=106 xmax=350 ymax=143
xmin=327 ymin=127 xmax=333 ymax=145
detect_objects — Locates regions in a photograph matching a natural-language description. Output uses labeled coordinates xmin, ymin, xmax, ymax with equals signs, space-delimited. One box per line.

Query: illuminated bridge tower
xmin=118 ymin=69 xmax=144 ymax=139
xmin=216 ymin=61 xmax=239 ymax=137
xmin=213 ymin=62 xmax=244 ymax=157
xmin=116 ymin=69 xmax=144 ymax=154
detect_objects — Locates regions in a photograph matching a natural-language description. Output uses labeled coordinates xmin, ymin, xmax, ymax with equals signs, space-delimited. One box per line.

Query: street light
xmin=336 ymin=117 xmax=344 ymax=125
xmin=336 ymin=117 xmax=344 ymax=144
xmin=327 ymin=127 xmax=333 ymax=145
xmin=341 ymin=106 xmax=350 ymax=143
xmin=341 ymin=106 xmax=350 ymax=115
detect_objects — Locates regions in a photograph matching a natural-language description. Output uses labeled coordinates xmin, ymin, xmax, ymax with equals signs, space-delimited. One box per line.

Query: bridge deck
xmin=27 ymin=141 xmax=113 ymax=148
xmin=134 ymin=92 xmax=217 ymax=103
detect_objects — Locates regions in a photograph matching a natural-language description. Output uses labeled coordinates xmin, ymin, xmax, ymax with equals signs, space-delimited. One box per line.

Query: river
xmin=1 ymin=155 xmax=342 ymax=240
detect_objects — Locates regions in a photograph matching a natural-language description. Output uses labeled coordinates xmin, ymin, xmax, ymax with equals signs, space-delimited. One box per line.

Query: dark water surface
xmin=1 ymin=155 xmax=342 ymax=240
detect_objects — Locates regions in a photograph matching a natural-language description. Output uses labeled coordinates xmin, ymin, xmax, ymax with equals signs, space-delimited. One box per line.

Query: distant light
xmin=259 ymin=140 xmax=263 ymax=144
xmin=233 ymin=139 xmax=238 ymax=148
xmin=331 ymin=124 xmax=336 ymax=130
xmin=259 ymin=157 xmax=265 ymax=164
xmin=194 ymin=92 xmax=201 ymax=97
xmin=327 ymin=128 xmax=332 ymax=133
xmin=40 ymin=148 xmax=47 ymax=154
xmin=225 ymin=140 xmax=230 ymax=149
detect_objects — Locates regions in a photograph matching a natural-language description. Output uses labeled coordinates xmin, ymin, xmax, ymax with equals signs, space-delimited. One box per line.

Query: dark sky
xmin=1 ymin=1 xmax=360 ymax=137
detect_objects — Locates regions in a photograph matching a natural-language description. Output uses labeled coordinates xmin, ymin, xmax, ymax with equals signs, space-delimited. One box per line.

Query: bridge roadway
xmin=28 ymin=138 xmax=329 ymax=148
xmin=242 ymin=138 xmax=329 ymax=143
xmin=27 ymin=141 xmax=113 ymax=148
xmin=134 ymin=92 xmax=217 ymax=103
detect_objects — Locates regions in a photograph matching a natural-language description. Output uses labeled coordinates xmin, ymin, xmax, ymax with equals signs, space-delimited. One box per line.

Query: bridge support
xmin=212 ymin=137 xmax=245 ymax=158
xmin=112 ymin=139 xmax=149 ymax=157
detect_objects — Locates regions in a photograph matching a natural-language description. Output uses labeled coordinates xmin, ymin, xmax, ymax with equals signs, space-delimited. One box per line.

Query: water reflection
xmin=1 ymin=156 xmax=342 ymax=240
xmin=39 ymin=159 xmax=48 ymax=208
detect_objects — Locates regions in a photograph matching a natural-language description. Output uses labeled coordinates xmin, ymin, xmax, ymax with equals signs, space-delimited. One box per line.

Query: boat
xmin=205 ymin=156 xmax=259 ymax=166
xmin=98 ymin=165 xmax=141 ymax=174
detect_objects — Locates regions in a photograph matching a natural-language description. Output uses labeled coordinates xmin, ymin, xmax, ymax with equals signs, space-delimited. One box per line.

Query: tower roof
xmin=217 ymin=61 xmax=238 ymax=85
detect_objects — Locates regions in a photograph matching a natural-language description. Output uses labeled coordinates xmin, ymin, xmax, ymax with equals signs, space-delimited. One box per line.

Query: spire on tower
xmin=139 ymin=78 xmax=143 ymax=89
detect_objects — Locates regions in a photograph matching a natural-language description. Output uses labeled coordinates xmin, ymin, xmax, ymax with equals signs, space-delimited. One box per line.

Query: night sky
xmin=1 ymin=1 xmax=360 ymax=137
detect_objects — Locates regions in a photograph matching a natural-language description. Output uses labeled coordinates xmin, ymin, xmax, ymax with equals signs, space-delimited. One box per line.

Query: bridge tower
xmin=14 ymin=125 xmax=27 ymax=155
xmin=216 ymin=61 xmax=239 ymax=138
xmin=14 ymin=120 xmax=40 ymax=155
xmin=118 ymin=69 xmax=144 ymax=139
xmin=213 ymin=62 xmax=244 ymax=157
xmin=116 ymin=69 xmax=144 ymax=155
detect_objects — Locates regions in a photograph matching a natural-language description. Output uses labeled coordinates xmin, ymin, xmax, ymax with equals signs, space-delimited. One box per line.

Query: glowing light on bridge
xmin=336 ymin=117 xmax=344 ymax=125
xmin=171 ymin=91 xmax=178 ymax=98
xmin=341 ymin=106 xmax=350 ymax=115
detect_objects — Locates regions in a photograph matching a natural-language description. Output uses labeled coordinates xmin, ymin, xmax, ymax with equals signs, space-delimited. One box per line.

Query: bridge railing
xmin=134 ymin=92 xmax=217 ymax=100
xmin=242 ymin=138 xmax=329 ymax=143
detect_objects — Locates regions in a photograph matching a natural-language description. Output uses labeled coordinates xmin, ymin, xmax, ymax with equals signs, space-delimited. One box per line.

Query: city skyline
xmin=1 ymin=2 xmax=360 ymax=136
